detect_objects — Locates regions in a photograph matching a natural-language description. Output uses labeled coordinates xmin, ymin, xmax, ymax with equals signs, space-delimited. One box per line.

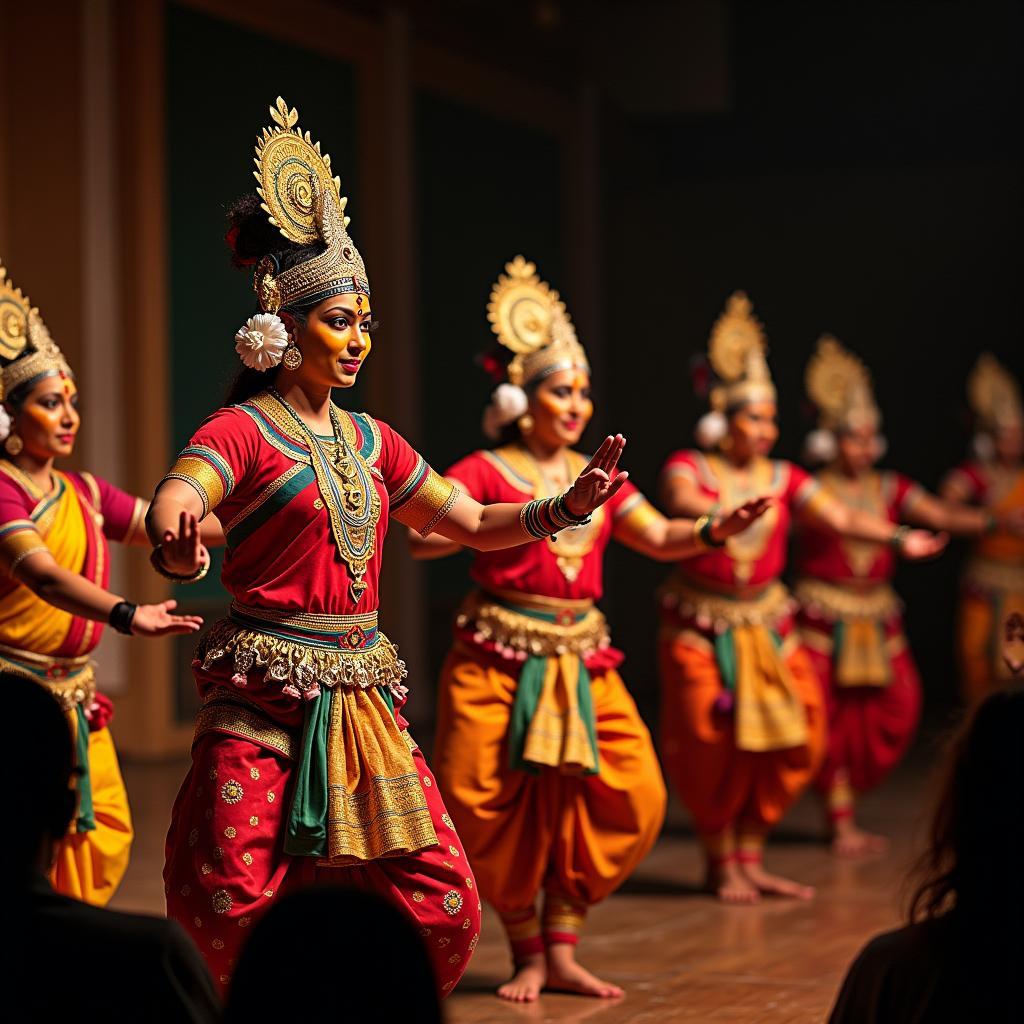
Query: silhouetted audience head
xmin=831 ymin=684 xmax=1024 ymax=1023
xmin=909 ymin=682 xmax=1024 ymax=924
xmin=4 ymin=671 xmax=77 ymax=877
xmin=225 ymin=885 xmax=442 ymax=1023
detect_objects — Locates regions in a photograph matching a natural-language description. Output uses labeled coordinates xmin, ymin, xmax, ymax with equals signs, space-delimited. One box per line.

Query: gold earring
xmin=4 ymin=433 xmax=23 ymax=456
xmin=518 ymin=414 xmax=534 ymax=435
xmin=282 ymin=342 xmax=303 ymax=371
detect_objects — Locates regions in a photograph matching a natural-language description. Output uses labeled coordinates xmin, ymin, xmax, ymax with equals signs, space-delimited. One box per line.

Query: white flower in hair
xmin=482 ymin=383 xmax=529 ymax=440
xmin=803 ymin=428 xmax=838 ymax=465
xmin=235 ymin=313 xmax=289 ymax=371
xmin=0 ymin=405 xmax=10 ymax=442
xmin=694 ymin=410 xmax=727 ymax=450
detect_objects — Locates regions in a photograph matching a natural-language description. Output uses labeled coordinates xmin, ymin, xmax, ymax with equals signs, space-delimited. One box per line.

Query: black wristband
xmin=109 ymin=601 xmax=138 ymax=636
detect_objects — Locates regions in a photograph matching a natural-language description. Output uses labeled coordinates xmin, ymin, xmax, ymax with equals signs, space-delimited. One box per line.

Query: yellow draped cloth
xmin=732 ymin=625 xmax=809 ymax=753
xmin=0 ymin=470 xmax=132 ymax=905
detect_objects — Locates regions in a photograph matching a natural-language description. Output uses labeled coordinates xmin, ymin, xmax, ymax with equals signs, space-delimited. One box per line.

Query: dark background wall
xmin=600 ymin=0 xmax=1024 ymax=726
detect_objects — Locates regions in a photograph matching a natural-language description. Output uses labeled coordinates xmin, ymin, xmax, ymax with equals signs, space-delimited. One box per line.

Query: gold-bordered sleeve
xmin=612 ymin=492 xmax=665 ymax=546
xmin=159 ymin=444 xmax=236 ymax=518
xmin=390 ymin=460 xmax=461 ymax=537
xmin=0 ymin=519 xmax=49 ymax=577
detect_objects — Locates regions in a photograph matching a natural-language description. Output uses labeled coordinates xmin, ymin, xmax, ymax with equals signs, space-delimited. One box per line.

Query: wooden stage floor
xmin=113 ymin=747 xmax=937 ymax=1023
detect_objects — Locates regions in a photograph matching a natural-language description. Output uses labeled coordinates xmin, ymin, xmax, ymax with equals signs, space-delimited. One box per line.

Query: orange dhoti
xmin=957 ymin=558 xmax=1024 ymax=704
xmin=434 ymin=622 xmax=666 ymax=959
xmin=658 ymin=582 xmax=826 ymax=862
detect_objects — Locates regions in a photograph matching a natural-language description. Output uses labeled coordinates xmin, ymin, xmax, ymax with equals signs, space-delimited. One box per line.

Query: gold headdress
xmin=707 ymin=292 xmax=776 ymax=412
xmin=805 ymin=335 xmax=881 ymax=433
xmin=0 ymin=262 xmax=73 ymax=403
xmin=968 ymin=353 xmax=1023 ymax=432
xmin=488 ymin=256 xmax=589 ymax=388
xmin=252 ymin=97 xmax=369 ymax=314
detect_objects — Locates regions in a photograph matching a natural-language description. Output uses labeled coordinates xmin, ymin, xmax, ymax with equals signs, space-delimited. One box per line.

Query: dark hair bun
xmin=225 ymin=193 xmax=319 ymax=272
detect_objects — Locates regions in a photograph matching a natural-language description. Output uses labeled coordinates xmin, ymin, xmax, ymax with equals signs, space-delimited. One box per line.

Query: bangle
xmin=556 ymin=489 xmax=593 ymax=528
xmin=700 ymin=514 xmax=726 ymax=548
xmin=890 ymin=524 xmax=911 ymax=551
xmin=108 ymin=601 xmax=137 ymax=636
xmin=693 ymin=514 xmax=711 ymax=549
xmin=520 ymin=493 xmax=593 ymax=541
xmin=150 ymin=545 xmax=210 ymax=583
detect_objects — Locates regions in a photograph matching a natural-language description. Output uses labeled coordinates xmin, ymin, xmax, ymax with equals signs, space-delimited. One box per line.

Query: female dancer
xmin=796 ymin=336 xmax=1003 ymax=856
xmin=940 ymin=353 xmax=1024 ymax=704
xmin=411 ymin=258 xmax=770 ymax=1002
xmin=149 ymin=100 xmax=627 ymax=996
xmin=0 ymin=262 xmax=205 ymax=905
xmin=658 ymin=294 xmax=946 ymax=903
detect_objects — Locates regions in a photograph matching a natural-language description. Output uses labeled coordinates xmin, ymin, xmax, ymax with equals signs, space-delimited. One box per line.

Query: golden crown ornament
xmin=251 ymin=97 xmax=369 ymax=316
xmin=0 ymin=261 xmax=73 ymax=404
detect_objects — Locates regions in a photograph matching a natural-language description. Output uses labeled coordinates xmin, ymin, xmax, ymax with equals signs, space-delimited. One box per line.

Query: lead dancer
xmin=149 ymin=99 xmax=628 ymax=995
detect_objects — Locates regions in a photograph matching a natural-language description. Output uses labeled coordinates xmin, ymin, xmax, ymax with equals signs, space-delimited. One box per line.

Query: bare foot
xmin=545 ymin=942 xmax=624 ymax=999
xmin=497 ymin=953 xmax=547 ymax=1002
xmin=706 ymin=858 xmax=761 ymax=904
xmin=742 ymin=861 xmax=815 ymax=900
xmin=831 ymin=820 xmax=888 ymax=858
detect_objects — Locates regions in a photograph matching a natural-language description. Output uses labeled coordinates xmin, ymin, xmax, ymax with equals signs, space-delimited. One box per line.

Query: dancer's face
xmin=291 ymin=291 xmax=374 ymax=389
xmin=9 ymin=374 xmax=80 ymax=462
xmin=837 ymin=424 xmax=880 ymax=475
xmin=527 ymin=368 xmax=593 ymax=449
xmin=995 ymin=424 xmax=1024 ymax=464
xmin=727 ymin=401 xmax=778 ymax=461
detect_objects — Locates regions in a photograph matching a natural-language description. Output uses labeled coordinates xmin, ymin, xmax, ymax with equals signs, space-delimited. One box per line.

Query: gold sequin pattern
xmin=194 ymin=697 xmax=298 ymax=761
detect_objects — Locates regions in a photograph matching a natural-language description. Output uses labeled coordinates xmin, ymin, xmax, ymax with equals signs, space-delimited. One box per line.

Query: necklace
xmin=520 ymin=444 xmax=598 ymax=584
xmin=270 ymin=388 xmax=380 ymax=603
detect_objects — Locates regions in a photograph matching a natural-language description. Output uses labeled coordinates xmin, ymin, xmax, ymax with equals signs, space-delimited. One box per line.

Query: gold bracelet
xmin=692 ymin=514 xmax=711 ymax=550
xmin=150 ymin=546 xmax=210 ymax=584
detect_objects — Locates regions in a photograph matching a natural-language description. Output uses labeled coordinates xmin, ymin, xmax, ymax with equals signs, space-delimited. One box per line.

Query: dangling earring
xmin=282 ymin=335 xmax=303 ymax=371
xmin=518 ymin=414 xmax=534 ymax=435
xmin=4 ymin=433 xmax=23 ymax=456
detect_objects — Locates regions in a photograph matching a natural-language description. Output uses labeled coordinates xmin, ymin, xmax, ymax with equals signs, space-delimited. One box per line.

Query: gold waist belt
xmin=198 ymin=610 xmax=407 ymax=701
xmin=793 ymin=578 xmax=902 ymax=623
xmin=659 ymin=576 xmax=793 ymax=632
xmin=963 ymin=557 xmax=1024 ymax=595
xmin=455 ymin=589 xmax=610 ymax=659
xmin=0 ymin=643 xmax=96 ymax=711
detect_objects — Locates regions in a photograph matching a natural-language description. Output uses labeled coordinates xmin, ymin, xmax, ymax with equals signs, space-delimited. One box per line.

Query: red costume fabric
xmin=793 ymin=470 xmax=923 ymax=800
xmin=162 ymin=394 xmax=478 ymax=996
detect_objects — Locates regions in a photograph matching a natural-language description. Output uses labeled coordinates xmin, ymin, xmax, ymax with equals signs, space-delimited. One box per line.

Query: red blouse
xmin=446 ymin=444 xmax=661 ymax=603
xmin=163 ymin=393 xmax=456 ymax=616
xmin=659 ymin=450 xmax=821 ymax=589
xmin=794 ymin=470 xmax=921 ymax=584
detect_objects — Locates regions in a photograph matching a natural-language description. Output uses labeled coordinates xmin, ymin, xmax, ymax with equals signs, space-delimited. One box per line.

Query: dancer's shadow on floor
xmin=660 ymin=819 xmax=824 ymax=847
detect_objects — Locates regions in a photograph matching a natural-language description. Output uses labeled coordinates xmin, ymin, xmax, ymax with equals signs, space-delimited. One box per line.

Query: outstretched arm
xmin=905 ymin=489 xmax=1024 ymax=538
xmin=431 ymin=435 xmax=629 ymax=551
xmin=13 ymin=549 xmax=203 ymax=637
xmin=661 ymin=471 xmax=720 ymax=518
xmin=618 ymin=497 xmax=773 ymax=562
xmin=800 ymin=494 xmax=948 ymax=560
xmin=128 ymin=497 xmax=225 ymax=547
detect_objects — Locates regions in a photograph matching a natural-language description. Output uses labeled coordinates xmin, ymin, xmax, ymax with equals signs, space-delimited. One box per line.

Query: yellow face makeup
xmin=14 ymin=373 xmax=80 ymax=461
xmin=292 ymin=291 xmax=375 ymax=389
xmin=528 ymin=368 xmax=593 ymax=449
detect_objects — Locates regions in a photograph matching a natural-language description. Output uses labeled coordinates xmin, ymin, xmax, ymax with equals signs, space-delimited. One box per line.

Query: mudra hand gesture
xmin=130 ymin=601 xmax=205 ymax=637
xmin=898 ymin=528 xmax=948 ymax=560
xmin=709 ymin=497 xmax=774 ymax=542
xmin=563 ymin=435 xmax=629 ymax=517
xmin=157 ymin=510 xmax=211 ymax=577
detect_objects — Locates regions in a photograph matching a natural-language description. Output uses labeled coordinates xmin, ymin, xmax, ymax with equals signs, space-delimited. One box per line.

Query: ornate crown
xmin=0 ymin=262 xmax=72 ymax=402
xmin=487 ymin=256 xmax=589 ymax=387
xmin=252 ymin=97 xmax=369 ymax=314
xmin=805 ymin=335 xmax=880 ymax=432
xmin=968 ymin=353 xmax=1023 ymax=431
xmin=707 ymin=291 xmax=776 ymax=411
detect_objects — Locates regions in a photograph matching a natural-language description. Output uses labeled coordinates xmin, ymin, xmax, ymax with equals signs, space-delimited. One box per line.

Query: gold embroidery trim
xmin=391 ymin=467 xmax=459 ymax=537
xmin=198 ymin=618 xmax=408 ymax=693
xmin=0 ymin=646 xmax=95 ymax=711
xmin=793 ymin=577 xmax=903 ymax=622
xmin=223 ymin=463 xmax=309 ymax=535
xmin=659 ymin=575 xmax=794 ymax=631
xmin=162 ymin=457 xmax=226 ymax=517
xmin=124 ymin=496 xmax=147 ymax=545
xmin=455 ymin=589 xmax=610 ymax=658
xmin=613 ymin=493 xmax=663 ymax=539
xmin=0 ymin=523 xmax=47 ymax=575
xmin=229 ymin=601 xmax=379 ymax=632
xmin=193 ymin=697 xmax=297 ymax=760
